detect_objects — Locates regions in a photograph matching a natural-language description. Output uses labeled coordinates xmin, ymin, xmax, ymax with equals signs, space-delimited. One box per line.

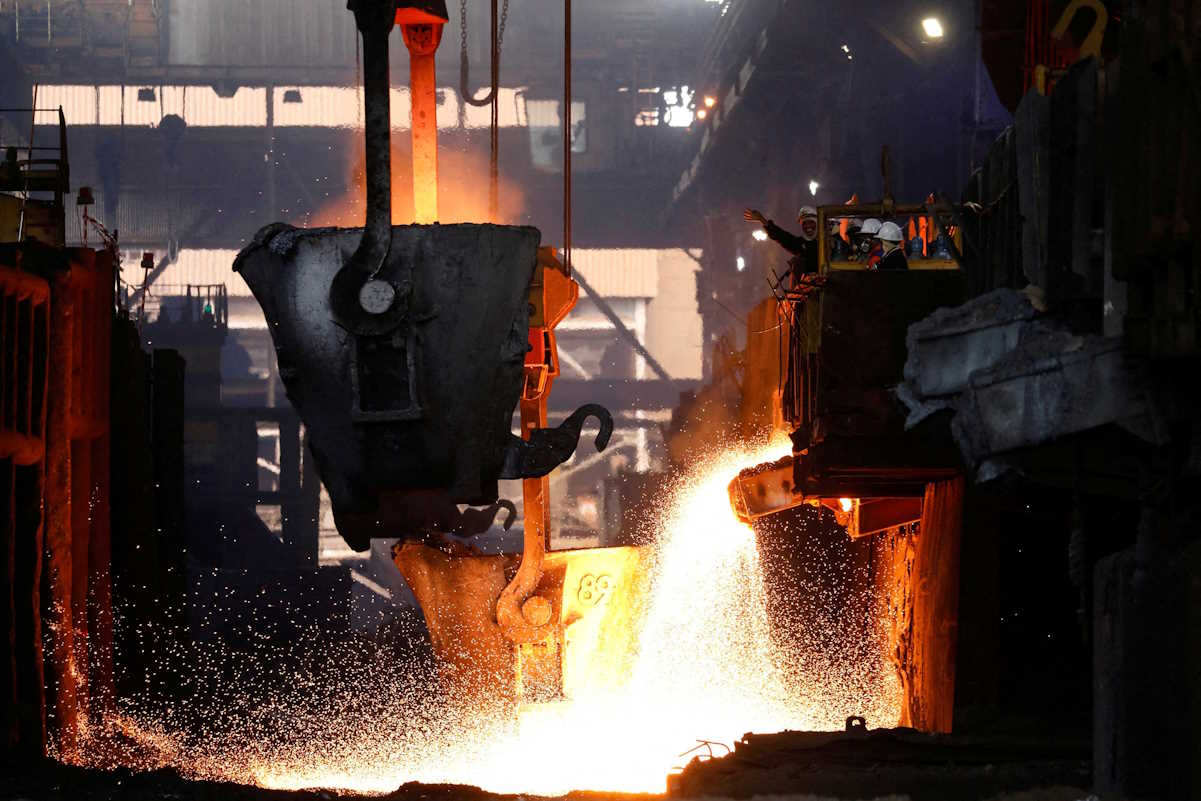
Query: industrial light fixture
xmin=736 ymin=256 xmax=746 ymax=272
xmin=752 ymin=229 xmax=768 ymax=242
xmin=696 ymin=108 xmax=708 ymax=120
xmin=283 ymin=88 xmax=303 ymax=104
xmin=663 ymin=86 xmax=696 ymax=127
xmin=840 ymin=43 xmax=850 ymax=53
xmin=137 ymin=87 xmax=156 ymax=102
xmin=808 ymin=179 xmax=820 ymax=196
xmin=703 ymin=95 xmax=716 ymax=108
xmin=921 ymin=17 xmax=944 ymax=39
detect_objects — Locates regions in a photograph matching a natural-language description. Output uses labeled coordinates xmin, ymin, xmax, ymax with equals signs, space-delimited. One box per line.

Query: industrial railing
xmin=138 ymin=282 xmax=229 ymax=331
xmin=0 ymin=107 xmax=70 ymax=245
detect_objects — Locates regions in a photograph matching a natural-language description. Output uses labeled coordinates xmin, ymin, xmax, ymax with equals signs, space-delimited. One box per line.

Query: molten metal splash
xmin=68 ymin=442 xmax=900 ymax=795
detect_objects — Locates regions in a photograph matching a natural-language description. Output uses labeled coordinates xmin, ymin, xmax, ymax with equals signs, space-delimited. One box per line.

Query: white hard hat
xmin=860 ymin=218 xmax=882 ymax=236
xmin=876 ymin=221 xmax=904 ymax=242
xmin=798 ymin=205 xmax=817 ymax=219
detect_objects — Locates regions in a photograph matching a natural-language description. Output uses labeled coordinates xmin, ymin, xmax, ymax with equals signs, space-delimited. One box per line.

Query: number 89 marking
xmin=577 ymin=574 xmax=615 ymax=607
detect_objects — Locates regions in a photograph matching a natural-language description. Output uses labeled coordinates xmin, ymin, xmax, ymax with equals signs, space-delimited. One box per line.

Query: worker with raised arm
xmin=874 ymin=221 xmax=909 ymax=270
xmin=743 ymin=205 xmax=819 ymax=279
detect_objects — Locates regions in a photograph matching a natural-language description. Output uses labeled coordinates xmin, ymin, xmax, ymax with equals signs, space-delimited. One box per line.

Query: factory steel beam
xmin=571 ymin=268 xmax=673 ymax=382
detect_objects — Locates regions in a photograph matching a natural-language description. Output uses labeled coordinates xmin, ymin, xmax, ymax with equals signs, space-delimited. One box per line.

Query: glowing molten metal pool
xmin=70 ymin=443 xmax=902 ymax=795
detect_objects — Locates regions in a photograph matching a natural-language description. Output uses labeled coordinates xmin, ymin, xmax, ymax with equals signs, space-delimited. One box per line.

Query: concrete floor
xmin=0 ymin=752 xmax=1090 ymax=801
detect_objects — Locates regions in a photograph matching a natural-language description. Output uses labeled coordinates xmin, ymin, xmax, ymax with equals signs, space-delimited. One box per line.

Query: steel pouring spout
xmin=394 ymin=540 xmax=652 ymax=706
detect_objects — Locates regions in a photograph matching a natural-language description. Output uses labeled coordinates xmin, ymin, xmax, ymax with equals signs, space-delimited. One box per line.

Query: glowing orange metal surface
xmin=394 ymin=541 xmax=649 ymax=704
xmin=494 ymin=248 xmax=577 ymax=648
xmin=394 ymin=246 xmax=613 ymax=701
xmin=400 ymin=22 xmax=444 ymax=223
xmin=394 ymin=7 xmax=448 ymax=26
xmin=64 ymin=441 xmax=904 ymax=796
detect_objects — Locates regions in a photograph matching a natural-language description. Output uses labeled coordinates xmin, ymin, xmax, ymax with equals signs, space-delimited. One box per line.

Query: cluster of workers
xmin=744 ymin=204 xmax=937 ymax=281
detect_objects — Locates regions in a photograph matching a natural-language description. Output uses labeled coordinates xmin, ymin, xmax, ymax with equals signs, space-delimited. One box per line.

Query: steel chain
xmin=460 ymin=0 xmax=509 ymax=63
xmin=460 ymin=0 xmax=468 ymax=56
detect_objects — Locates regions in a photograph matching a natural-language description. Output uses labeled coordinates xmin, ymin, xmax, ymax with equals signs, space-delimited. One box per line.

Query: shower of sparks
xmin=61 ymin=441 xmax=901 ymax=795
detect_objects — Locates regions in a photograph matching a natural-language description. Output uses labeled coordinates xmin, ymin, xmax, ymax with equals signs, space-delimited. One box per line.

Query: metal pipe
xmin=265 ymin=85 xmax=276 ymax=225
xmin=563 ymin=0 xmax=571 ymax=272
xmin=404 ymin=25 xmax=440 ymax=224
xmin=488 ymin=0 xmax=499 ymax=220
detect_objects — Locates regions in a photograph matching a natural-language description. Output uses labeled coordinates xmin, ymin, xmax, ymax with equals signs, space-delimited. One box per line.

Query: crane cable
xmin=563 ymin=0 xmax=572 ymax=272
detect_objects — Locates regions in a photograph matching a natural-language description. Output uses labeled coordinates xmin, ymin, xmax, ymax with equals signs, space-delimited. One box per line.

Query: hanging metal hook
xmin=499 ymin=403 xmax=613 ymax=479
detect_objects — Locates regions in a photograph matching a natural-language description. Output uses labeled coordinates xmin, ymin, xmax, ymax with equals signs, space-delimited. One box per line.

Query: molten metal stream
xmin=66 ymin=443 xmax=901 ymax=795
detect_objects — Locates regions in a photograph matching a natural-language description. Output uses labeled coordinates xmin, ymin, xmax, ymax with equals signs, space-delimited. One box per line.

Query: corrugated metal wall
xmin=168 ymin=0 xmax=357 ymax=68
xmin=163 ymin=0 xmax=506 ymax=72
xmin=138 ymin=246 xmax=667 ymax=301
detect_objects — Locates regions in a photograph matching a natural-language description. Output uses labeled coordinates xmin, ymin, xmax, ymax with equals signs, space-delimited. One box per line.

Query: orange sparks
xmin=63 ymin=441 xmax=902 ymax=795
